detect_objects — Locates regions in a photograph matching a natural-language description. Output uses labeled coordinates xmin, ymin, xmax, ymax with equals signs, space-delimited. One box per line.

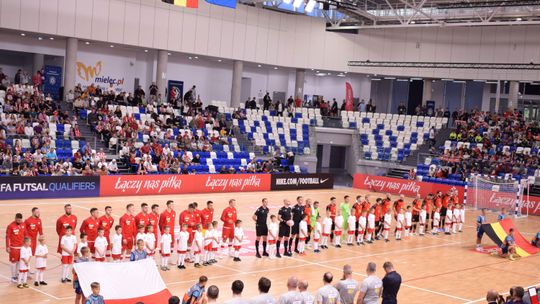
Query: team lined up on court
xmin=5 ymin=191 xmax=463 ymax=290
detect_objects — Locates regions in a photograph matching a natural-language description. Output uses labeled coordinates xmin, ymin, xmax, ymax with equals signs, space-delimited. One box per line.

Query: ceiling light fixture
xmin=85 ymin=41 xmax=90 ymax=45
xmin=49 ymin=37 xmax=54 ymax=40
xmin=20 ymin=33 xmax=26 ymax=36
xmin=38 ymin=37 xmax=43 ymax=40
xmin=110 ymin=44 xmax=114 ymax=48
xmin=144 ymin=49 xmax=148 ymax=53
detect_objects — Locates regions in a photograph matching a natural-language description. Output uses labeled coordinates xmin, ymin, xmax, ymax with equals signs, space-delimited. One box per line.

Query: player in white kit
xmin=444 ymin=203 xmax=453 ymax=235
xmin=419 ymin=203 xmax=427 ymax=236
xmin=34 ymin=235 xmax=48 ymax=286
xmin=313 ymin=216 xmax=322 ymax=253
xmin=404 ymin=206 xmax=412 ymax=237
xmin=298 ymin=216 xmax=309 ymax=255
xmin=193 ymin=224 xmax=204 ymax=268
xmin=177 ymin=224 xmax=190 ymax=269
xmin=396 ymin=209 xmax=405 ymax=240
xmin=94 ymin=228 xmax=108 ymax=262
xmin=357 ymin=210 xmax=367 ymax=245
xmin=111 ymin=225 xmax=123 ymax=261
xmin=383 ymin=209 xmax=392 ymax=242
xmin=366 ymin=208 xmax=376 ymax=244
xmin=432 ymin=208 xmax=440 ymax=235
xmin=160 ymin=226 xmax=172 ymax=271
xmin=267 ymin=215 xmax=279 ymax=259
xmin=452 ymin=205 xmax=461 ymax=234
xmin=334 ymin=210 xmax=344 ymax=247
xmin=347 ymin=209 xmax=357 ymax=246
xmin=145 ymin=224 xmax=156 ymax=258
xmin=233 ymin=220 xmax=244 ymax=262
xmin=322 ymin=211 xmax=333 ymax=249
xmin=18 ymin=238 xmax=32 ymax=289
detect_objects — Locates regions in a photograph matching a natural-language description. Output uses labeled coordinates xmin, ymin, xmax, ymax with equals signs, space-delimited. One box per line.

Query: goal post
xmin=467 ymin=174 xmax=529 ymax=218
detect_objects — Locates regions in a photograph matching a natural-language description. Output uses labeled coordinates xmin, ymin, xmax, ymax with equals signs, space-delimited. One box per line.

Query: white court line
xmin=463 ymin=282 xmax=540 ymax=304
xmin=0 ymin=273 xmax=61 ymax=300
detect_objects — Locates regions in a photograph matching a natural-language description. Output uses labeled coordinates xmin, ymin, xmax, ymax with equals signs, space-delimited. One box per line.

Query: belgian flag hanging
xmin=481 ymin=218 xmax=540 ymax=257
xmin=162 ymin=0 xmax=198 ymax=9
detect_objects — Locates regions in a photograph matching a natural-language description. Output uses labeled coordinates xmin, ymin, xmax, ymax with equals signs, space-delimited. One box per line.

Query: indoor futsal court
xmin=1 ymin=188 xmax=539 ymax=304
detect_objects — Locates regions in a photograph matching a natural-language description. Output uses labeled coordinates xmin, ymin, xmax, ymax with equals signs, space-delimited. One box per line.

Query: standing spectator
xmin=182 ymin=276 xmax=208 ymax=304
xmin=263 ymin=92 xmax=272 ymax=111
xmin=14 ymin=69 xmax=22 ymax=84
xmin=299 ymin=280 xmax=315 ymax=304
xmin=336 ymin=265 xmax=359 ymax=304
xmin=205 ymin=285 xmax=219 ymax=303
xmin=381 ymin=262 xmax=401 ymax=304
xmin=250 ymin=277 xmax=275 ymax=304
xmin=429 ymin=126 xmax=436 ymax=147
xmin=357 ymin=262 xmax=382 ymax=304
xmin=366 ymin=99 xmax=376 ymax=113
xmin=223 ymin=280 xmax=246 ymax=304
xmin=316 ymin=272 xmax=340 ymax=304
xmin=485 ymin=290 xmax=503 ymax=304
xmin=32 ymin=70 xmax=43 ymax=91
xmin=358 ymin=99 xmax=366 ymax=112
xmin=279 ymin=276 xmax=303 ymax=304
xmin=397 ymin=103 xmax=407 ymax=115
xmin=149 ymin=82 xmax=158 ymax=97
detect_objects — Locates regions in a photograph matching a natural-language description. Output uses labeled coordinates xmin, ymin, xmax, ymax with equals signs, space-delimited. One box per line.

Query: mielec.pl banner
xmin=270 ymin=173 xmax=334 ymax=191
xmin=43 ymin=65 xmax=62 ymax=100
xmin=0 ymin=176 xmax=100 ymax=200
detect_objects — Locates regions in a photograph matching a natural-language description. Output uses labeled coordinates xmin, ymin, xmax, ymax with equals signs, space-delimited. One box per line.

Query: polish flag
xmin=73 ymin=259 xmax=172 ymax=303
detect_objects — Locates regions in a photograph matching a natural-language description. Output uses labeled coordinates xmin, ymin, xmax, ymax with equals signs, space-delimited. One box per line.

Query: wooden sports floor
xmin=0 ymin=188 xmax=539 ymax=304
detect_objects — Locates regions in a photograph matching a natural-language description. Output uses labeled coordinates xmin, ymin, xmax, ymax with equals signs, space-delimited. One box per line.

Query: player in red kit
xmin=220 ymin=199 xmax=237 ymax=254
xmin=120 ymin=204 xmax=136 ymax=258
xmin=149 ymin=204 xmax=160 ymax=247
xmin=135 ymin=203 xmax=150 ymax=228
xmin=201 ymin=201 xmax=214 ymax=230
xmin=6 ymin=213 xmax=27 ymax=282
xmin=98 ymin=206 xmax=114 ymax=258
xmin=192 ymin=202 xmax=202 ymax=226
xmin=159 ymin=200 xmax=176 ymax=249
xmin=25 ymin=207 xmax=43 ymax=255
xmin=80 ymin=208 xmax=100 ymax=254
xmin=56 ymin=204 xmax=77 ymax=254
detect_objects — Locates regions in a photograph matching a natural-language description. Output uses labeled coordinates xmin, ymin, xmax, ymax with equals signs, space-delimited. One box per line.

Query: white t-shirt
xmin=460 ymin=208 xmax=466 ymax=222
xmin=136 ymin=232 xmax=146 ymax=242
xmin=61 ymin=235 xmax=77 ymax=256
xmin=358 ymin=216 xmax=367 ymax=231
xmin=334 ymin=216 xmax=343 ymax=231
xmin=383 ymin=213 xmax=392 ymax=229
xmin=233 ymin=227 xmax=244 ymax=246
xmin=161 ymin=234 xmax=172 ymax=254
xmin=19 ymin=247 xmax=32 ymax=270
xmin=299 ymin=220 xmax=308 ymax=238
xmin=367 ymin=214 xmax=376 ymax=229
xmin=420 ymin=210 xmax=427 ymax=223
xmin=193 ymin=231 xmax=204 ymax=250
xmin=314 ymin=222 xmax=322 ymax=239
xmin=405 ymin=212 xmax=412 ymax=227
xmin=145 ymin=233 xmax=156 ymax=253
xmin=348 ymin=216 xmax=356 ymax=232
xmin=446 ymin=209 xmax=453 ymax=222
xmin=35 ymin=244 xmax=48 ymax=269
xmin=268 ymin=222 xmax=279 ymax=241
xmin=177 ymin=231 xmax=189 ymax=251
xmin=212 ymin=231 xmax=220 ymax=249
xmin=323 ymin=217 xmax=333 ymax=234
xmin=94 ymin=236 xmax=108 ymax=258
xmin=453 ymin=208 xmax=461 ymax=222
xmin=111 ymin=234 xmax=123 ymax=255
xmin=204 ymin=229 xmax=214 ymax=246
xmin=396 ymin=213 xmax=405 ymax=229
xmin=433 ymin=212 xmax=440 ymax=225
xmin=77 ymin=241 xmax=88 ymax=256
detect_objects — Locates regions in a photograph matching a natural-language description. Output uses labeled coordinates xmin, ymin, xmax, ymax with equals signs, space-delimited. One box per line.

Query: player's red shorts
xmin=30 ymin=239 xmax=37 ymax=255
xmin=322 ymin=233 xmax=330 ymax=237
xmin=88 ymin=241 xmax=96 ymax=254
xmin=445 ymin=222 xmax=452 ymax=226
xmin=112 ymin=254 xmax=122 ymax=260
xmin=122 ymin=237 xmax=134 ymax=251
xmin=396 ymin=228 xmax=403 ymax=231
xmin=233 ymin=246 xmax=241 ymax=251
xmin=212 ymin=247 xmax=219 ymax=252
xmin=334 ymin=231 xmax=342 ymax=236
xmin=188 ymin=228 xmax=194 ymax=244
xmin=61 ymin=256 xmax=73 ymax=264
xmin=222 ymin=226 xmax=234 ymax=240
xmin=299 ymin=238 xmax=306 ymax=241
xmin=9 ymin=247 xmax=20 ymax=263
xmin=348 ymin=231 xmax=355 ymax=235
xmin=268 ymin=240 xmax=276 ymax=245
xmin=161 ymin=253 xmax=170 ymax=257
xmin=193 ymin=251 xmax=201 ymax=255
xmin=367 ymin=228 xmax=375 ymax=233
xmin=36 ymin=267 xmax=46 ymax=270
xmin=405 ymin=226 xmax=411 ymax=229
xmin=313 ymin=238 xmax=320 ymax=242
xmin=177 ymin=250 xmax=187 ymax=254
xmin=383 ymin=228 xmax=390 ymax=231
xmin=204 ymin=244 xmax=212 ymax=251
xmin=94 ymin=257 xmax=105 ymax=262
xmin=19 ymin=269 xmax=28 ymax=273
xmin=105 ymin=236 xmax=111 ymax=250
xmin=358 ymin=230 xmax=364 ymax=234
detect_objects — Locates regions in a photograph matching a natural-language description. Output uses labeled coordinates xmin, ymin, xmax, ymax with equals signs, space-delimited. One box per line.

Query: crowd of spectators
xmin=423 ymin=109 xmax=540 ymax=181
xmin=485 ymin=286 xmax=536 ymax=304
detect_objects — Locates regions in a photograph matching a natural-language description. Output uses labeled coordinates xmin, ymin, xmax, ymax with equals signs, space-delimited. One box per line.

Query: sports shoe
xmin=177 ymin=265 xmax=186 ymax=270
xmin=61 ymin=278 xmax=67 ymax=283
xmin=255 ymin=253 xmax=262 ymax=258
xmin=23 ymin=283 xmax=29 ymax=288
xmin=262 ymin=252 xmax=269 ymax=257
xmin=34 ymin=281 xmax=39 ymax=286
xmin=385 ymin=239 xmax=390 ymax=243
xmin=17 ymin=284 xmax=24 ymax=289
xmin=203 ymin=262 xmax=209 ymax=266
xmin=276 ymin=253 xmax=282 ymax=258
xmin=284 ymin=252 xmax=292 ymax=257
xmin=194 ymin=263 xmax=202 ymax=268
xmin=65 ymin=278 xmax=72 ymax=282
xmin=40 ymin=281 xmax=48 ymax=286
xmin=11 ymin=277 xmax=17 ymax=283
xmin=335 ymin=244 xmax=342 ymax=248
xmin=314 ymin=249 xmax=320 ymax=253
xmin=233 ymin=257 xmax=241 ymax=262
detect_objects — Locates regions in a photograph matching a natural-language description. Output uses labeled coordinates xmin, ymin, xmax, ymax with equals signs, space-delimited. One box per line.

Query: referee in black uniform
xmin=277 ymin=199 xmax=293 ymax=257
xmin=291 ymin=196 xmax=305 ymax=254
xmin=252 ymin=198 xmax=270 ymax=258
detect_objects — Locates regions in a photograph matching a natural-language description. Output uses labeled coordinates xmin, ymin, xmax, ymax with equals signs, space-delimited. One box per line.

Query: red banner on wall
xmin=345 ymin=82 xmax=354 ymax=111
xmin=352 ymin=174 xmax=465 ymax=202
xmin=100 ymin=174 xmax=271 ymax=197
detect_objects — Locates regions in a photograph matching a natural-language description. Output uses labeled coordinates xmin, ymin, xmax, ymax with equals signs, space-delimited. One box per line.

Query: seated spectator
xmin=532 ymin=231 xmax=540 ymax=248
xmin=108 ymin=159 xmax=118 ymax=174
xmin=223 ymin=280 xmax=245 ymax=304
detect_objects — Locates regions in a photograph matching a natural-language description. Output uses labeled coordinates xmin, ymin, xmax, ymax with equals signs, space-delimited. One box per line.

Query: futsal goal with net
xmin=467 ymin=174 xmax=533 ymax=218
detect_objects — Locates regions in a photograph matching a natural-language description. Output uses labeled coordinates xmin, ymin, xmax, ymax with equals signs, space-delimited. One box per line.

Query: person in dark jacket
xmin=382 ymin=261 xmax=401 ymax=304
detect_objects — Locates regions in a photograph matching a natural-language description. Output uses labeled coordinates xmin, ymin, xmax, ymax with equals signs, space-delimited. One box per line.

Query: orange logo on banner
xmin=76 ymin=61 xmax=102 ymax=81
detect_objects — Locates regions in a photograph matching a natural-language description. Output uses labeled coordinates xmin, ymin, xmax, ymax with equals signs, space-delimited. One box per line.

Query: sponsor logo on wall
xmin=270 ymin=173 xmax=334 ymax=190
xmin=76 ymin=61 xmax=125 ymax=92
xmin=0 ymin=176 xmax=100 ymax=200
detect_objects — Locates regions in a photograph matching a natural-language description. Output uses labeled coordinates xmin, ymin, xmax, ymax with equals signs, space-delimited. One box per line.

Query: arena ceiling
xmin=323 ymin=0 xmax=540 ymax=30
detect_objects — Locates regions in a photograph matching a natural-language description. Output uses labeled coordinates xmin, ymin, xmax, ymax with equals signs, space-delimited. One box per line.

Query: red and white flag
xmin=74 ymin=259 xmax=172 ymax=304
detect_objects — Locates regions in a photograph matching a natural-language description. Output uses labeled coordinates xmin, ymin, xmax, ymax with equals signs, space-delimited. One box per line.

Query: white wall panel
xmin=74 ymin=0 xmax=92 ymax=39
xmin=194 ymin=15 xmax=210 ymax=54
xmin=266 ymin=29 xmax=279 ymax=65
xmin=219 ymin=20 xmax=234 ymax=59
xmin=232 ymin=22 xmax=246 ymax=60
xmin=91 ymin=0 xmax=109 ymax=41
xmin=255 ymin=27 xmax=268 ymax=63
xmin=123 ymin=3 xmax=140 ymax=45
xmin=244 ymin=24 xmax=257 ymax=62
xmin=57 ymin=0 xmax=76 ymax=36
xmin=153 ymin=7 xmax=169 ymax=49
xmin=107 ymin=0 xmax=125 ymax=43
xmin=167 ymin=10 xmax=183 ymax=51
xmin=207 ymin=14 xmax=221 ymax=57
xmin=181 ymin=12 xmax=197 ymax=53
xmin=1 ymin=0 xmax=21 ymax=29
xmin=20 ymin=0 xmax=39 ymax=32
xmin=138 ymin=5 xmax=155 ymax=47
xmin=39 ymin=0 xmax=58 ymax=34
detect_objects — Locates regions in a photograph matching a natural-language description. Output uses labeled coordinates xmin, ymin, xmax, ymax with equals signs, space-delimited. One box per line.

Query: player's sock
xmin=314 ymin=241 xmax=319 ymax=251
xmin=228 ymin=243 xmax=233 ymax=256
xmin=283 ymin=240 xmax=289 ymax=254
xmin=294 ymin=238 xmax=299 ymax=252
xmin=276 ymin=241 xmax=281 ymax=254
xmin=234 ymin=250 xmax=240 ymax=258
xmin=178 ymin=254 xmax=185 ymax=266
xmin=383 ymin=231 xmax=388 ymax=240
xmin=458 ymin=223 xmax=463 ymax=231
xmin=262 ymin=241 xmax=267 ymax=254
xmin=366 ymin=233 xmax=372 ymax=242
xmin=11 ymin=263 xmax=17 ymax=279
xmin=18 ymin=272 xmax=23 ymax=284
xmin=61 ymin=264 xmax=68 ymax=279
xmin=195 ymin=254 xmax=200 ymax=264
xmin=23 ymin=272 xmax=28 ymax=284
xmin=298 ymin=241 xmax=304 ymax=253
xmin=255 ymin=240 xmax=260 ymax=256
